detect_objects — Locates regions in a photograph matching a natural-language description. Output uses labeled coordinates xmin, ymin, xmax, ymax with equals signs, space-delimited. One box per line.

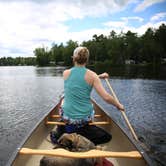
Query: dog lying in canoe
xmin=40 ymin=133 xmax=97 ymax=166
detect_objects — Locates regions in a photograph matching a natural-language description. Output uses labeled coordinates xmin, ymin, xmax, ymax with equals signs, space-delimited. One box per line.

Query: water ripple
xmin=0 ymin=67 xmax=165 ymax=166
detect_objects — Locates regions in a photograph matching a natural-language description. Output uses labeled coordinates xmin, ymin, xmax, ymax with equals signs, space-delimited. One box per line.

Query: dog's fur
xmin=40 ymin=133 xmax=97 ymax=166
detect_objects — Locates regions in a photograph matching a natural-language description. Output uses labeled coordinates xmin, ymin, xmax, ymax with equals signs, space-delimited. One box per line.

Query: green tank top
xmin=62 ymin=66 xmax=93 ymax=120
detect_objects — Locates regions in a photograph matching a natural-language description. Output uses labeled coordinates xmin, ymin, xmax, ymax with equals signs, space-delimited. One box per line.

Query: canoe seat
xmin=46 ymin=121 xmax=110 ymax=126
xmin=51 ymin=114 xmax=102 ymax=118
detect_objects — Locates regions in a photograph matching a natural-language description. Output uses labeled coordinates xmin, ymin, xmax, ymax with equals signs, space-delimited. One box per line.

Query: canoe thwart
xmin=51 ymin=114 xmax=102 ymax=118
xmin=46 ymin=121 xmax=110 ymax=126
xmin=19 ymin=148 xmax=142 ymax=159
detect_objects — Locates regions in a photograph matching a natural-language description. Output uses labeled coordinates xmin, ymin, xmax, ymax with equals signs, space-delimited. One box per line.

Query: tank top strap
xmin=70 ymin=66 xmax=87 ymax=79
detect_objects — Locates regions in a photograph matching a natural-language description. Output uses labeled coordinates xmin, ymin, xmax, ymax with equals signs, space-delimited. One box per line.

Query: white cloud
xmin=121 ymin=16 xmax=144 ymax=22
xmin=104 ymin=21 xmax=127 ymax=29
xmin=103 ymin=16 xmax=144 ymax=32
xmin=122 ymin=21 xmax=166 ymax=34
xmin=151 ymin=12 xmax=166 ymax=21
xmin=134 ymin=0 xmax=165 ymax=12
xmin=0 ymin=0 xmax=132 ymax=57
xmin=0 ymin=0 xmax=165 ymax=58
xmin=67 ymin=28 xmax=111 ymax=44
xmin=104 ymin=17 xmax=166 ymax=35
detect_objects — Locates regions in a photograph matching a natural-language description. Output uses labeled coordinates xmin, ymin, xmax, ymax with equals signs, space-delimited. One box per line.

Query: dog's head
xmin=57 ymin=133 xmax=95 ymax=152
xmin=56 ymin=133 xmax=75 ymax=150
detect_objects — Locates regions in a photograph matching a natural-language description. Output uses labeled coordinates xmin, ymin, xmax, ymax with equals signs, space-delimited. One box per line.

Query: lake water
xmin=0 ymin=66 xmax=166 ymax=166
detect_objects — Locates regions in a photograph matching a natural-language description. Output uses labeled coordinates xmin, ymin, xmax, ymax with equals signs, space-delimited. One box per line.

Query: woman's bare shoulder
xmin=63 ymin=69 xmax=70 ymax=74
xmin=86 ymin=69 xmax=98 ymax=78
xmin=63 ymin=69 xmax=71 ymax=79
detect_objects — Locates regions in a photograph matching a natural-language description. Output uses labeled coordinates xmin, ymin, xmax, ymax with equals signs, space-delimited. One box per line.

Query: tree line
xmin=0 ymin=23 xmax=166 ymax=67
xmin=0 ymin=57 xmax=36 ymax=66
xmin=34 ymin=23 xmax=166 ymax=66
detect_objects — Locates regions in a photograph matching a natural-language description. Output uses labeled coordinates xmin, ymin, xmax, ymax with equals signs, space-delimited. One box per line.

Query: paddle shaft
xmin=105 ymin=78 xmax=138 ymax=141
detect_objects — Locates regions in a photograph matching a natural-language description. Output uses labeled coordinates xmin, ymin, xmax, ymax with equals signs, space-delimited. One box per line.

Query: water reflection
xmin=90 ymin=64 xmax=166 ymax=79
xmin=35 ymin=66 xmax=66 ymax=77
xmin=92 ymin=79 xmax=166 ymax=166
xmin=0 ymin=66 xmax=166 ymax=166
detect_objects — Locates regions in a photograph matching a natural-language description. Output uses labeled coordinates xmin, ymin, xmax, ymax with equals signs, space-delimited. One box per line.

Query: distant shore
xmin=0 ymin=63 xmax=166 ymax=80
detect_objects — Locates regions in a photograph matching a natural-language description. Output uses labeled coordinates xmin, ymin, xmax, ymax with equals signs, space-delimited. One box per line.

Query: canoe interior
xmin=12 ymin=100 xmax=147 ymax=166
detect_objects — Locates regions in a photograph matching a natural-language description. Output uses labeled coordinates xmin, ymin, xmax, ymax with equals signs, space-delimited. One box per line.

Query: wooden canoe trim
xmin=51 ymin=115 xmax=61 ymax=118
xmin=19 ymin=148 xmax=142 ymax=159
xmin=51 ymin=114 xmax=102 ymax=118
xmin=46 ymin=121 xmax=110 ymax=125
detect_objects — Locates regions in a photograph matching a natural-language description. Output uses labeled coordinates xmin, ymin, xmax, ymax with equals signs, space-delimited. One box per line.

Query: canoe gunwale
xmin=7 ymin=101 xmax=59 ymax=166
xmin=92 ymin=99 xmax=153 ymax=166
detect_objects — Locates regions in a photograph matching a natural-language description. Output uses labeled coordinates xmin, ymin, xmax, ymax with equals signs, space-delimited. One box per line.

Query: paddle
xmin=105 ymin=78 xmax=139 ymax=141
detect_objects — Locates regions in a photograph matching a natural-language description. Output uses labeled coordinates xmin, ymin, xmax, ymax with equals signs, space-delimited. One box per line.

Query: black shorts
xmin=57 ymin=124 xmax=112 ymax=145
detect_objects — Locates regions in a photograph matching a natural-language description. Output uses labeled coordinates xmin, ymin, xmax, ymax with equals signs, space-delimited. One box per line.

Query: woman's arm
xmin=93 ymin=73 xmax=124 ymax=111
xmin=98 ymin=72 xmax=109 ymax=79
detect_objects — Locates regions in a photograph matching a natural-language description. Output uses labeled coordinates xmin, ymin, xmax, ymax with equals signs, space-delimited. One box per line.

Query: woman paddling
xmin=51 ymin=46 xmax=124 ymax=145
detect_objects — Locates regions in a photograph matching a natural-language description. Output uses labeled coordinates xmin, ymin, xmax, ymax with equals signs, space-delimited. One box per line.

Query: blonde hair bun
xmin=73 ymin=47 xmax=89 ymax=64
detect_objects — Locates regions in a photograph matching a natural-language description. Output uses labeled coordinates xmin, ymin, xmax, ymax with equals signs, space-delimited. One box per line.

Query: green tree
xmin=124 ymin=31 xmax=140 ymax=63
xmin=106 ymin=36 xmax=125 ymax=65
xmin=140 ymin=28 xmax=159 ymax=65
xmin=34 ymin=47 xmax=50 ymax=66
xmin=92 ymin=34 xmax=108 ymax=62
xmin=62 ymin=40 xmax=78 ymax=66
xmin=155 ymin=24 xmax=166 ymax=60
xmin=51 ymin=43 xmax=64 ymax=64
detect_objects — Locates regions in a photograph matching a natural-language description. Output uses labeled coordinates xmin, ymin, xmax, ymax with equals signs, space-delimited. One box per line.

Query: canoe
xmin=9 ymin=98 xmax=153 ymax=166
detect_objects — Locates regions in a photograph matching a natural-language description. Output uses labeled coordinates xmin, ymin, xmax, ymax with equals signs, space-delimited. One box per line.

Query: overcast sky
xmin=0 ymin=0 xmax=166 ymax=57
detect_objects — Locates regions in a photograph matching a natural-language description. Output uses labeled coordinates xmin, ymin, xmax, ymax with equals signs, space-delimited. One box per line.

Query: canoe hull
xmin=11 ymin=99 xmax=150 ymax=166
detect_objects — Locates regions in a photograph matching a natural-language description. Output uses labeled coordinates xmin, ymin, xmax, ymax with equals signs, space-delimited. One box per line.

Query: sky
xmin=0 ymin=0 xmax=166 ymax=58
